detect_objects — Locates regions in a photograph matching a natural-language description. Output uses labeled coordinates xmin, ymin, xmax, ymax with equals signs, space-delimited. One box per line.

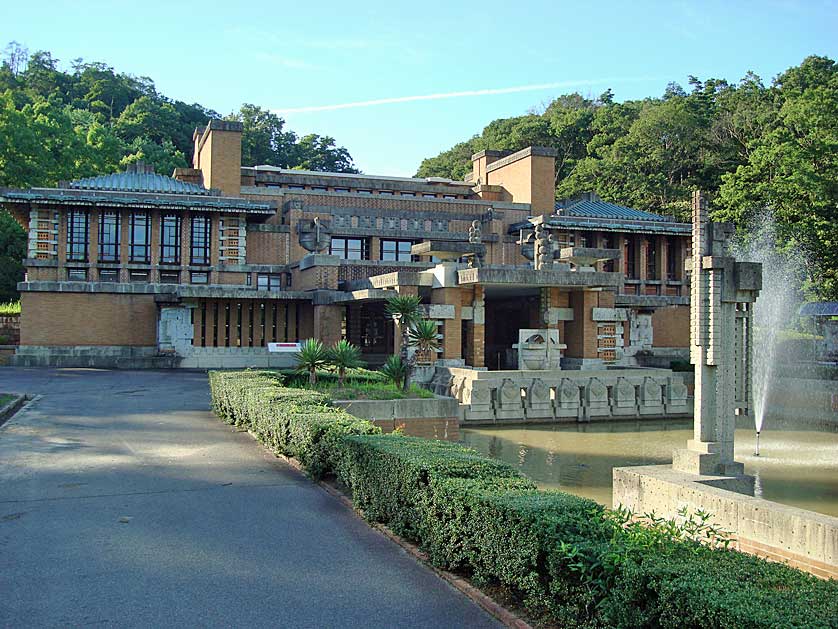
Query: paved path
xmin=0 ymin=368 xmax=500 ymax=628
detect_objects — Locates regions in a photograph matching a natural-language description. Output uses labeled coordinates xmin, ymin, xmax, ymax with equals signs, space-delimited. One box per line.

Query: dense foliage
xmin=417 ymin=56 xmax=838 ymax=300
xmin=210 ymin=370 xmax=838 ymax=628
xmin=0 ymin=42 xmax=359 ymax=301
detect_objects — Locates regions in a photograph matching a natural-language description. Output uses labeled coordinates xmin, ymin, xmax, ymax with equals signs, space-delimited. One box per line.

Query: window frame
xmin=66 ymin=210 xmax=89 ymax=262
xmin=160 ymin=214 xmax=182 ymax=265
xmin=190 ymin=215 xmax=212 ymax=265
xmin=129 ymin=212 xmax=151 ymax=263
xmin=380 ymin=238 xmax=417 ymax=262
xmin=329 ymin=237 xmax=370 ymax=260
xmin=98 ymin=211 xmax=120 ymax=262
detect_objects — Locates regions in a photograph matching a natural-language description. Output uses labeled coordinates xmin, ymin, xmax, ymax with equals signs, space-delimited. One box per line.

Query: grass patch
xmin=0 ymin=394 xmax=15 ymax=407
xmin=0 ymin=301 xmax=21 ymax=315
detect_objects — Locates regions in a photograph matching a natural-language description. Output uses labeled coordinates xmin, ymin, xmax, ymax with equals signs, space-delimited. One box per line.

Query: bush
xmin=209 ymin=370 xmax=838 ymax=628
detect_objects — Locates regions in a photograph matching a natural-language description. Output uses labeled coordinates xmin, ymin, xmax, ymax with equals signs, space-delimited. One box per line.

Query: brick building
xmin=1 ymin=119 xmax=690 ymax=369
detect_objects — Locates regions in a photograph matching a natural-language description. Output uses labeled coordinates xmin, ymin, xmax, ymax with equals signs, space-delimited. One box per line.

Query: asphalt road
xmin=0 ymin=368 xmax=500 ymax=628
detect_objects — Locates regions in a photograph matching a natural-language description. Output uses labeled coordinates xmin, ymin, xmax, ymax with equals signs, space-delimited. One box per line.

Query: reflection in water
xmin=461 ymin=417 xmax=838 ymax=517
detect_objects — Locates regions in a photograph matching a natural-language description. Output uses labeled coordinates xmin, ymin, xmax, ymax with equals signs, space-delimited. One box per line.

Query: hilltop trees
xmin=416 ymin=55 xmax=837 ymax=300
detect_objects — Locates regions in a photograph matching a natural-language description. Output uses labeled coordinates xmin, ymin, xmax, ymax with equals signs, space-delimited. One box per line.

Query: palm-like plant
xmin=385 ymin=294 xmax=422 ymax=327
xmin=294 ymin=338 xmax=328 ymax=386
xmin=381 ymin=354 xmax=408 ymax=389
xmin=408 ymin=319 xmax=440 ymax=364
xmin=327 ymin=339 xmax=364 ymax=386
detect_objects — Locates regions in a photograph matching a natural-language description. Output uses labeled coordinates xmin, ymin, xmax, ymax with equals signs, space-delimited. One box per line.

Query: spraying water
xmin=733 ymin=217 xmax=803 ymax=436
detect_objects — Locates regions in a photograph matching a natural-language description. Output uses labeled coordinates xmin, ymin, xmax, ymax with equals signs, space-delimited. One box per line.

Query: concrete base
xmin=672 ymin=447 xmax=746 ymax=477
xmin=333 ymin=396 xmax=460 ymax=441
xmin=10 ymin=345 xmax=180 ymax=369
xmin=613 ymin=465 xmax=838 ymax=579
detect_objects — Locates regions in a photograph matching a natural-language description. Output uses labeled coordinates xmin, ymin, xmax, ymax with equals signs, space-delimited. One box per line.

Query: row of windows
xmin=64 ymin=267 xmax=290 ymax=288
xmin=66 ymin=211 xmax=212 ymax=265
xmin=258 ymin=183 xmax=461 ymax=199
xmin=328 ymin=238 xmax=419 ymax=262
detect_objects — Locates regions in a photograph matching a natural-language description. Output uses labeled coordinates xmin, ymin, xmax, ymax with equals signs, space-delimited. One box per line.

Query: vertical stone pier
xmin=672 ymin=191 xmax=762 ymax=477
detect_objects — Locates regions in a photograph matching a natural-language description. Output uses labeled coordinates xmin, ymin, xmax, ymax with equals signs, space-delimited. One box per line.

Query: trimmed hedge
xmin=209 ymin=370 xmax=838 ymax=628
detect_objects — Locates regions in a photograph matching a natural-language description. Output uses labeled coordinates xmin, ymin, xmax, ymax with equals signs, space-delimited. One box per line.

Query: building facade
xmin=2 ymin=119 xmax=690 ymax=369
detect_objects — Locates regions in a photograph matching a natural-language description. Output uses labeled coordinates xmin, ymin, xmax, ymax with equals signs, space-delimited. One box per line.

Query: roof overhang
xmin=457 ymin=266 xmax=622 ymax=289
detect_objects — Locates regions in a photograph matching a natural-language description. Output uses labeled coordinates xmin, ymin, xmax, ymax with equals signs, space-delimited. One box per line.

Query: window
xmin=98 ymin=211 xmax=120 ymax=262
xmin=67 ymin=210 xmax=89 ymax=261
xmin=667 ymin=237 xmax=678 ymax=281
xmin=357 ymin=189 xmax=372 ymax=195
xmin=378 ymin=190 xmax=393 ymax=196
xmin=190 ymin=215 xmax=211 ymax=265
xmin=400 ymin=192 xmax=415 ymax=197
xmin=311 ymin=186 xmax=327 ymax=192
xmin=99 ymin=269 xmax=118 ymax=282
xmin=333 ymin=187 xmax=349 ymax=193
xmin=67 ymin=268 xmax=87 ymax=281
xmin=160 ymin=215 xmax=181 ymax=264
xmin=329 ymin=237 xmax=369 ymax=260
xmin=624 ymin=239 xmax=636 ymax=279
xmin=129 ymin=270 xmax=149 ymax=282
xmin=257 ymin=273 xmax=282 ymax=291
xmin=129 ymin=212 xmax=151 ymax=263
xmin=380 ymin=239 xmax=416 ymax=262
xmin=287 ymin=184 xmax=304 ymax=190
xmin=422 ymin=193 xmax=436 ymax=198
xmin=190 ymin=271 xmax=209 ymax=284
xmin=160 ymin=271 xmax=180 ymax=284
xmin=646 ymin=240 xmax=658 ymax=280
xmin=602 ymin=233 xmax=615 ymax=272
xmin=443 ymin=194 xmax=456 ymax=199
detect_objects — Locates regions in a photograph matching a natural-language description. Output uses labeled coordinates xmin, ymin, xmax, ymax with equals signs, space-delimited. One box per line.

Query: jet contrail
xmin=272 ymin=78 xmax=654 ymax=114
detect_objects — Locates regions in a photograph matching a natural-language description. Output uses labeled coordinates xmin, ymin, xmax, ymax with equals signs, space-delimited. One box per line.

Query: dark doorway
xmin=484 ymin=293 xmax=540 ymax=370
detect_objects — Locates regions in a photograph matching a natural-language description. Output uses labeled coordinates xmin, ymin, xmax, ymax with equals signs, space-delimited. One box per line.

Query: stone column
xmin=468 ymin=285 xmax=485 ymax=367
xmin=672 ymin=191 xmax=761 ymax=477
xmin=313 ymin=304 xmax=343 ymax=347
xmin=432 ymin=287 xmax=462 ymax=361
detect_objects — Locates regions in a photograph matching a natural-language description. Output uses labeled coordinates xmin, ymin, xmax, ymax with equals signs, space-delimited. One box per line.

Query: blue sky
xmin=4 ymin=0 xmax=837 ymax=176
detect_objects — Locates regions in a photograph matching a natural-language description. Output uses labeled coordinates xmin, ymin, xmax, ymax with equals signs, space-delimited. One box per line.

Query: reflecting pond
xmin=461 ymin=417 xmax=838 ymax=517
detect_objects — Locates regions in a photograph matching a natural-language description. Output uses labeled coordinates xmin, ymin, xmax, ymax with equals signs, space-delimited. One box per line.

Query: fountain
xmin=732 ymin=218 xmax=803 ymax=448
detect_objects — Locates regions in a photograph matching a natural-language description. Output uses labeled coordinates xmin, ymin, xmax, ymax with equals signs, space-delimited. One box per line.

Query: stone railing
xmin=430 ymin=366 xmax=690 ymax=423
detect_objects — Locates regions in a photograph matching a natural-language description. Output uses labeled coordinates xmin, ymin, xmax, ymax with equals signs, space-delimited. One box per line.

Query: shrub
xmin=326 ymin=339 xmax=365 ymax=386
xmin=380 ymin=354 xmax=408 ymax=388
xmin=294 ymin=338 xmax=329 ymax=385
xmin=209 ymin=370 xmax=838 ymax=628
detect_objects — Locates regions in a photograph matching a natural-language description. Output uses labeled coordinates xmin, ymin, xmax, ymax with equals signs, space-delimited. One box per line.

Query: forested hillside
xmin=0 ymin=42 xmax=358 ymax=301
xmin=418 ymin=56 xmax=837 ymax=300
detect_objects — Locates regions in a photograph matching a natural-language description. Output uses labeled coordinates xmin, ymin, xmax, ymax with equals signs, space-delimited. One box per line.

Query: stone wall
xmin=20 ymin=292 xmax=157 ymax=346
xmin=0 ymin=314 xmax=20 ymax=345
xmin=434 ymin=366 xmax=690 ymax=423
xmin=333 ymin=397 xmax=460 ymax=441
xmin=614 ymin=465 xmax=838 ymax=579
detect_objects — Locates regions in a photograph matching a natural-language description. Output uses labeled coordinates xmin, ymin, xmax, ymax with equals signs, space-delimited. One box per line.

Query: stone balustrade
xmin=430 ymin=366 xmax=690 ymax=423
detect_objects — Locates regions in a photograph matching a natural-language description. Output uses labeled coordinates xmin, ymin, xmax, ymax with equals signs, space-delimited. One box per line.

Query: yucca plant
xmin=408 ymin=319 xmax=440 ymax=365
xmin=380 ymin=355 xmax=408 ymax=389
xmin=386 ymin=294 xmax=423 ymax=389
xmin=294 ymin=338 xmax=328 ymax=386
xmin=327 ymin=339 xmax=364 ymax=386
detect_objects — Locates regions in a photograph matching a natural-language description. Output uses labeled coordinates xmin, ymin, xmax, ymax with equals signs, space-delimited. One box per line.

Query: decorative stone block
xmin=639 ymin=376 xmax=665 ymax=415
xmin=495 ymin=378 xmax=525 ymax=420
xmin=554 ymin=378 xmax=581 ymax=420
xmin=584 ymin=377 xmax=610 ymax=419
xmin=610 ymin=377 xmax=637 ymax=416
xmin=524 ymin=378 xmax=553 ymax=420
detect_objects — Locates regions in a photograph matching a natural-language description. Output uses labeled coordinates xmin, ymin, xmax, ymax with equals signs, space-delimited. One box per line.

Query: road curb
xmin=0 ymin=394 xmax=27 ymax=428
xmin=273 ymin=451 xmax=533 ymax=629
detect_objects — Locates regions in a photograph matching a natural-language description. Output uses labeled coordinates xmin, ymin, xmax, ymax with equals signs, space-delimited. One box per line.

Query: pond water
xmin=461 ymin=417 xmax=838 ymax=517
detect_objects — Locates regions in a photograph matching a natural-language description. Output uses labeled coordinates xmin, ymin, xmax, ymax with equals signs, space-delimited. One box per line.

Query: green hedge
xmin=209 ymin=370 xmax=838 ymax=628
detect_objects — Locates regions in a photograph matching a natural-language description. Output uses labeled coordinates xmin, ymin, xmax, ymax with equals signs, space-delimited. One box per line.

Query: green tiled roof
xmin=557 ymin=199 xmax=677 ymax=223
xmin=69 ymin=171 xmax=213 ymax=196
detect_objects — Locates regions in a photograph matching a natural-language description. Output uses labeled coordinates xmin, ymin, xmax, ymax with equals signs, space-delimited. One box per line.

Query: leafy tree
xmin=0 ymin=210 xmax=26 ymax=302
xmin=295 ymin=134 xmax=358 ymax=173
